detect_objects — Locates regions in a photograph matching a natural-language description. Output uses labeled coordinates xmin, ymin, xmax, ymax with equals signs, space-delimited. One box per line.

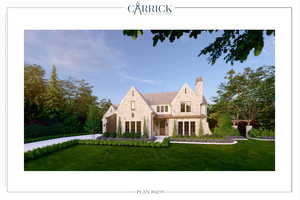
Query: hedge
xmin=78 ymin=137 xmax=170 ymax=148
xmin=24 ymin=137 xmax=171 ymax=161
xmin=249 ymin=128 xmax=275 ymax=138
xmin=24 ymin=140 xmax=79 ymax=161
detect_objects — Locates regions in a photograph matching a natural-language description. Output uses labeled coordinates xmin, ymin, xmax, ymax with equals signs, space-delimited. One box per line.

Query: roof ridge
xmin=143 ymin=91 xmax=178 ymax=95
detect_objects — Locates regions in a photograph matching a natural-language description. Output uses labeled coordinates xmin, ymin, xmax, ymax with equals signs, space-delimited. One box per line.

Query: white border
xmin=6 ymin=7 xmax=291 ymax=193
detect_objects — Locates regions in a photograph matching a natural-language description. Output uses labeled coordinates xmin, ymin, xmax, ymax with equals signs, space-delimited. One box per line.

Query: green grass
xmin=24 ymin=140 xmax=275 ymax=171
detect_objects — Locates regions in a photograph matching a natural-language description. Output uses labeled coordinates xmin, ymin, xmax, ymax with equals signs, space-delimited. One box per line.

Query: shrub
xmin=24 ymin=140 xmax=78 ymax=161
xmin=79 ymin=138 xmax=170 ymax=148
xmin=249 ymin=128 xmax=275 ymax=138
xmin=119 ymin=132 xmax=141 ymax=138
xmin=213 ymin=113 xmax=239 ymax=136
xmin=197 ymin=119 xmax=204 ymax=136
xmin=24 ymin=123 xmax=68 ymax=138
xmin=63 ymin=115 xmax=81 ymax=133
xmin=102 ymin=132 xmax=117 ymax=138
xmin=84 ymin=105 xmax=100 ymax=134
xmin=117 ymin=117 xmax=122 ymax=137
xmin=172 ymin=120 xmax=177 ymax=137
xmin=143 ymin=118 xmax=148 ymax=138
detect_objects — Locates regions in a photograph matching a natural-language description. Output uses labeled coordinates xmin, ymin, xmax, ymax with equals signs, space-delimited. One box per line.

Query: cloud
xmin=118 ymin=71 xmax=159 ymax=85
xmin=24 ymin=30 xmax=123 ymax=73
xmin=24 ymin=30 xmax=159 ymax=86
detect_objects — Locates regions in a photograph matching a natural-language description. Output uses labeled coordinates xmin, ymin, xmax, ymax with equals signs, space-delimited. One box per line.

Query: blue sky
xmin=24 ymin=30 xmax=275 ymax=104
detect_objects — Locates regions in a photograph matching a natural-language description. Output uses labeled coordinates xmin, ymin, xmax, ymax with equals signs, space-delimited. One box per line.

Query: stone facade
xmin=102 ymin=77 xmax=212 ymax=137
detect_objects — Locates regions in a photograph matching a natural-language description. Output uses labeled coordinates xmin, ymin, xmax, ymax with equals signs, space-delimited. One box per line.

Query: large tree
xmin=123 ymin=30 xmax=274 ymax=65
xmin=210 ymin=66 xmax=275 ymax=129
xmin=24 ymin=64 xmax=47 ymax=123
xmin=44 ymin=65 xmax=64 ymax=119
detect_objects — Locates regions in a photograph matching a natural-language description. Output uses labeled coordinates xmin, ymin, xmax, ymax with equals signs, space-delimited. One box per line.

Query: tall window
xmin=125 ymin=121 xmax=130 ymax=133
xmin=157 ymin=106 xmax=160 ymax=112
xmin=184 ymin=121 xmax=189 ymax=136
xmin=165 ymin=105 xmax=168 ymax=112
xmin=190 ymin=121 xmax=195 ymax=136
xmin=161 ymin=105 xmax=164 ymax=112
xmin=180 ymin=103 xmax=185 ymax=112
xmin=186 ymin=102 xmax=191 ymax=112
xmin=137 ymin=121 xmax=141 ymax=133
xmin=131 ymin=121 xmax=135 ymax=133
xmin=132 ymin=90 xmax=134 ymax=96
xmin=131 ymin=101 xmax=135 ymax=111
xmin=178 ymin=122 xmax=183 ymax=135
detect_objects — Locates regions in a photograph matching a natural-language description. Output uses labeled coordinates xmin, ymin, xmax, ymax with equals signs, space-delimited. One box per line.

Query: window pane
xmin=178 ymin=122 xmax=183 ymax=135
xmin=131 ymin=121 xmax=135 ymax=133
xmin=186 ymin=104 xmax=191 ymax=112
xmin=191 ymin=121 xmax=195 ymax=136
xmin=165 ymin=106 xmax=168 ymax=112
xmin=181 ymin=103 xmax=185 ymax=112
xmin=137 ymin=121 xmax=141 ymax=133
xmin=125 ymin=121 xmax=129 ymax=133
xmin=157 ymin=106 xmax=160 ymax=112
xmin=184 ymin=121 xmax=189 ymax=136
xmin=161 ymin=106 xmax=164 ymax=112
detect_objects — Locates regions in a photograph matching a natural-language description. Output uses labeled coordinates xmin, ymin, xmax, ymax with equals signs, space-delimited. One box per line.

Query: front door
xmin=159 ymin=119 xmax=166 ymax=135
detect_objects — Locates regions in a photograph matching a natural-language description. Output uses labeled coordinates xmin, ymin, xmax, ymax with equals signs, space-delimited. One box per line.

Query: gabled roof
xmin=141 ymin=91 xmax=208 ymax=105
xmin=142 ymin=91 xmax=178 ymax=105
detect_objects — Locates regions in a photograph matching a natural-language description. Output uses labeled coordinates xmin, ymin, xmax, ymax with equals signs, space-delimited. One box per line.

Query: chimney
xmin=195 ymin=77 xmax=203 ymax=98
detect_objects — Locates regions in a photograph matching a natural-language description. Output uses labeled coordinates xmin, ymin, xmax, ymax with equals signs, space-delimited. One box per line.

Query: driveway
xmin=24 ymin=134 xmax=101 ymax=152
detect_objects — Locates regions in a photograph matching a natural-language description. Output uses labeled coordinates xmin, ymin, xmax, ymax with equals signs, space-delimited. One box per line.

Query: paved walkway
xmin=24 ymin=134 xmax=101 ymax=152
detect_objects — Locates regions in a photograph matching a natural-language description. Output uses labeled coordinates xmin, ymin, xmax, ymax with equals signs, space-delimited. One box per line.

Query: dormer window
xmin=157 ymin=106 xmax=160 ymax=112
xmin=184 ymin=88 xmax=187 ymax=94
xmin=161 ymin=106 xmax=164 ymax=112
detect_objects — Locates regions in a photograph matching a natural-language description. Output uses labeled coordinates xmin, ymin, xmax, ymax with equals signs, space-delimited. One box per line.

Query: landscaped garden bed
xmin=170 ymin=135 xmax=247 ymax=144
xmin=24 ymin=137 xmax=171 ymax=161
xmin=24 ymin=140 xmax=275 ymax=171
xmin=171 ymin=137 xmax=234 ymax=143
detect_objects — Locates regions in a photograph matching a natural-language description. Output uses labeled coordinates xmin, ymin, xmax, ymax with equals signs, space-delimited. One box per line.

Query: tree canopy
xmin=209 ymin=65 xmax=275 ymax=130
xmin=123 ymin=30 xmax=274 ymax=65
xmin=24 ymin=64 xmax=111 ymax=137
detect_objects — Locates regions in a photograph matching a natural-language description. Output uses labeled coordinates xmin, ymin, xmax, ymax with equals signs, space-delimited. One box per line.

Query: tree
xmin=214 ymin=113 xmax=239 ymax=136
xmin=44 ymin=65 xmax=64 ymax=119
xmin=143 ymin=118 xmax=148 ymax=138
xmin=117 ymin=117 xmax=122 ymax=136
xmin=73 ymin=79 xmax=98 ymax=120
xmin=198 ymin=119 xmax=204 ymax=136
xmin=210 ymin=66 xmax=275 ymax=130
xmin=24 ymin=64 xmax=47 ymax=123
xmin=123 ymin=30 xmax=274 ymax=65
xmin=172 ymin=120 xmax=177 ymax=136
xmin=84 ymin=105 xmax=99 ymax=134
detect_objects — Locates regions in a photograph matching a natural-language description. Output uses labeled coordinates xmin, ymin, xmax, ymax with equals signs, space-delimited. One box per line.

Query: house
xmin=102 ymin=77 xmax=212 ymax=137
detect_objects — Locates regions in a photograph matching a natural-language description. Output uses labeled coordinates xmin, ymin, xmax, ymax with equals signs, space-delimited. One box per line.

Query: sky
xmin=24 ymin=30 xmax=275 ymax=104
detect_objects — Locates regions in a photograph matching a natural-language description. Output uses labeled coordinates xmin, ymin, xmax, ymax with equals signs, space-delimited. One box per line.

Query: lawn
xmin=24 ymin=140 xmax=275 ymax=171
